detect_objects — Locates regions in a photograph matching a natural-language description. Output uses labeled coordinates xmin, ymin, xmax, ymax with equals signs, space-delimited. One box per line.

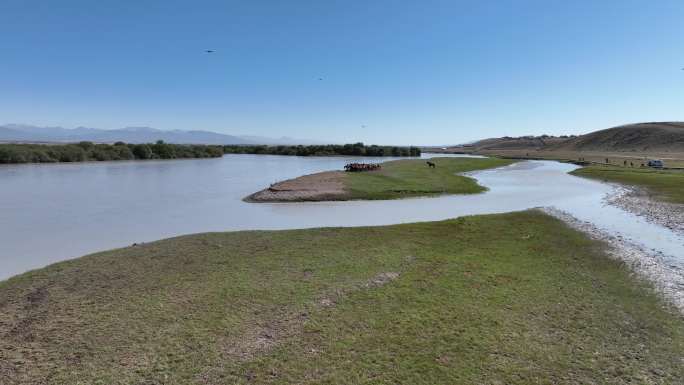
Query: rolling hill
xmin=550 ymin=122 xmax=684 ymax=152
xmin=439 ymin=122 xmax=684 ymax=154
xmin=436 ymin=135 xmax=570 ymax=153
xmin=464 ymin=135 xmax=569 ymax=152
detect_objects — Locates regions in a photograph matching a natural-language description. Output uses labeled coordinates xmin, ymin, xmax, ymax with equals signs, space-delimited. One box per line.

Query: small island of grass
xmin=246 ymin=157 xmax=516 ymax=202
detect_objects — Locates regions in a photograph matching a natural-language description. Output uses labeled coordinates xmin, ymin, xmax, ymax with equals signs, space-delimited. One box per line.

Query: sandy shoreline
xmin=245 ymin=170 xmax=350 ymax=202
xmin=542 ymin=207 xmax=684 ymax=314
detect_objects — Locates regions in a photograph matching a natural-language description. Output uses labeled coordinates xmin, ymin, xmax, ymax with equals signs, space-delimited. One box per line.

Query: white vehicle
xmin=647 ymin=159 xmax=664 ymax=169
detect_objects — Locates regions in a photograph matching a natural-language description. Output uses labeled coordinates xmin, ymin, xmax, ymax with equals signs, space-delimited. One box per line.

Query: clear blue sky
xmin=1 ymin=1 xmax=683 ymax=145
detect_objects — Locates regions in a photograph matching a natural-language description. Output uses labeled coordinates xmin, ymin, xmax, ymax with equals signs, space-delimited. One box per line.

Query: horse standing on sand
xmin=426 ymin=161 xmax=436 ymax=168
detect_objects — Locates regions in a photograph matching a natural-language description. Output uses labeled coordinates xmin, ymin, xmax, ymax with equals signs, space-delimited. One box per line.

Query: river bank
xmin=247 ymin=157 xmax=515 ymax=202
xmin=568 ymin=164 xmax=684 ymax=237
xmin=571 ymin=165 xmax=684 ymax=204
xmin=2 ymin=210 xmax=682 ymax=384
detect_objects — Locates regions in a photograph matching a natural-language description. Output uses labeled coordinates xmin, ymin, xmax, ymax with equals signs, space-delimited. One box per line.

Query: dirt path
xmin=245 ymin=171 xmax=350 ymax=202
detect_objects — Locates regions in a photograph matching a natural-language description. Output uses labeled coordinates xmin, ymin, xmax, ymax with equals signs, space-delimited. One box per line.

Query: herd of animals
xmin=344 ymin=163 xmax=382 ymax=172
xmin=344 ymin=161 xmax=437 ymax=172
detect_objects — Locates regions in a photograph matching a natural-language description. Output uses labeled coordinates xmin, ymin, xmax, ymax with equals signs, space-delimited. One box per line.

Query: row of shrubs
xmin=0 ymin=141 xmax=224 ymax=164
xmin=222 ymin=143 xmax=421 ymax=157
xmin=0 ymin=141 xmax=421 ymax=164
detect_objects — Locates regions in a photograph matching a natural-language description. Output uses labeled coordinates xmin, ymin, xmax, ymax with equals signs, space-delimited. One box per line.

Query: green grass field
xmin=346 ymin=157 xmax=515 ymax=200
xmin=571 ymin=166 xmax=684 ymax=204
xmin=1 ymin=211 xmax=682 ymax=384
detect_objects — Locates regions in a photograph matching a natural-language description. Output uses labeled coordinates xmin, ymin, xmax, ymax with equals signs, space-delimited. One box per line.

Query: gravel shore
xmin=542 ymin=207 xmax=684 ymax=314
xmin=606 ymin=185 xmax=684 ymax=235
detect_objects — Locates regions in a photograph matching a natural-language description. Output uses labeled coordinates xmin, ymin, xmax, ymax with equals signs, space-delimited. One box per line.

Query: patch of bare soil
xmin=607 ymin=185 xmax=684 ymax=235
xmin=245 ymin=171 xmax=350 ymax=202
xmin=541 ymin=208 xmax=684 ymax=313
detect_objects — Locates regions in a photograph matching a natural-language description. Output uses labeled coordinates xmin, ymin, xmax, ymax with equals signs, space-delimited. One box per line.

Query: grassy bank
xmin=571 ymin=165 xmax=684 ymax=204
xmin=1 ymin=211 xmax=682 ymax=384
xmin=345 ymin=157 xmax=515 ymax=200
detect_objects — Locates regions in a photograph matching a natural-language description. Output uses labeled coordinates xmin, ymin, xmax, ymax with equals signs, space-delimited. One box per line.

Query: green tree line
xmin=223 ymin=143 xmax=421 ymax=157
xmin=0 ymin=141 xmax=420 ymax=164
xmin=0 ymin=141 xmax=224 ymax=164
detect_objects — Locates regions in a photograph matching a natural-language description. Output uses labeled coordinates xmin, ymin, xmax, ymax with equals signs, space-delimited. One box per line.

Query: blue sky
xmin=1 ymin=0 xmax=683 ymax=145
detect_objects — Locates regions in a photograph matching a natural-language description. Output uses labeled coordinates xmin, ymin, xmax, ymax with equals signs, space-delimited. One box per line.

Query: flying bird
xmin=205 ymin=50 xmax=215 ymax=53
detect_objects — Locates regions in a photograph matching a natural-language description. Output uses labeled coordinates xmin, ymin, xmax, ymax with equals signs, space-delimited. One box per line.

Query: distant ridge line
xmin=0 ymin=124 xmax=321 ymax=145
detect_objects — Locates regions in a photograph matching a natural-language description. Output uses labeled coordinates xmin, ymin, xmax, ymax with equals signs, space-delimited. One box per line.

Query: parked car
xmin=647 ymin=159 xmax=664 ymax=169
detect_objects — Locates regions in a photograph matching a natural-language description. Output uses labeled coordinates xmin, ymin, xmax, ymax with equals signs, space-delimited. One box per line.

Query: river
xmin=1 ymin=154 xmax=683 ymax=290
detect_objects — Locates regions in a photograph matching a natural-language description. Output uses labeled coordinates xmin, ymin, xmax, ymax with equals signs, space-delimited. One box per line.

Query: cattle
xmin=344 ymin=163 xmax=381 ymax=172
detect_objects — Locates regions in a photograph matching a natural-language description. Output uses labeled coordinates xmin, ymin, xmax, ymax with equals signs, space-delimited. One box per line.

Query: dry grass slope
xmin=552 ymin=122 xmax=684 ymax=152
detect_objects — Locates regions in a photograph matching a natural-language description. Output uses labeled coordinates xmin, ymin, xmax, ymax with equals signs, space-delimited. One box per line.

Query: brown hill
xmin=472 ymin=136 xmax=567 ymax=151
xmin=551 ymin=122 xmax=684 ymax=152
xmin=442 ymin=135 xmax=570 ymax=153
xmin=434 ymin=122 xmax=684 ymax=154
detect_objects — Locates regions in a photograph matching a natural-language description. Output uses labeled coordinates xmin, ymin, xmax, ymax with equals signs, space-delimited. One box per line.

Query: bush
xmin=222 ymin=143 xmax=420 ymax=157
xmin=0 ymin=142 xmax=224 ymax=164
xmin=132 ymin=144 xmax=153 ymax=159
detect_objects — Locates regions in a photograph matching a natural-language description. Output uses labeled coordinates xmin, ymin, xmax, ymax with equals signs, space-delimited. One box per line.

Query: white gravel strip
xmin=541 ymin=207 xmax=684 ymax=314
xmin=606 ymin=185 xmax=684 ymax=236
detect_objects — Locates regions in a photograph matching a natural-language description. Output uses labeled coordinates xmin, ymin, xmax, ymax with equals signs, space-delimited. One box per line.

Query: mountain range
xmin=0 ymin=124 xmax=320 ymax=145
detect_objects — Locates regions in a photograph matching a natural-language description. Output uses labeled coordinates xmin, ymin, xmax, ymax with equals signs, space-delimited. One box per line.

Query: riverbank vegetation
xmin=1 ymin=211 xmax=682 ymax=384
xmin=0 ymin=141 xmax=224 ymax=163
xmin=572 ymin=165 xmax=684 ymax=204
xmin=0 ymin=142 xmax=420 ymax=164
xmin=223 ymin=142 xmax=421 ymax=157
